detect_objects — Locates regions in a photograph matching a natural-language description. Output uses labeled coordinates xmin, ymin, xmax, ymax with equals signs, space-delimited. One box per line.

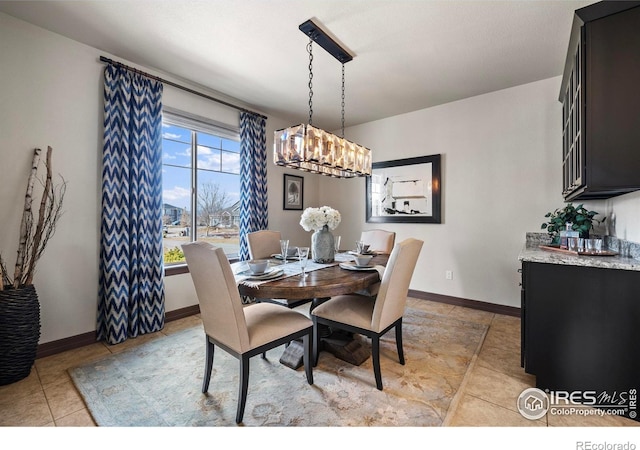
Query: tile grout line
xmin=36 ymin=364 xmax=57 ymax=426
xmin=441 ymin=316 xmax=492 ymax=426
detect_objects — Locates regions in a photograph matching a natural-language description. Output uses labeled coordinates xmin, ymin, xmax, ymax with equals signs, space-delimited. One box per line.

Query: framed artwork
xmin=283 ymin=173 xmax=304 ymax=210
xmin=366 ymin=154 xmax=441 ymax=223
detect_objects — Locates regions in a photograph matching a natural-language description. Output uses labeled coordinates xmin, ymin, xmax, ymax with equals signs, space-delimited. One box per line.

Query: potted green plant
xmin=0 ymin=147 xmax=66 ymax=385
xmin=541 ymin=203 xmax=604 ymax=244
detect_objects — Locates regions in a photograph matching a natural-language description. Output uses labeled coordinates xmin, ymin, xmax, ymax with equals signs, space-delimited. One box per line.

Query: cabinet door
xmin=561 ymin=4 xmax=640 ymax=200
xmin=520 ymin=265 xmax=526 ymax=370
xmin=524 ymin=262 xmax=640 ymax=393
xmin=561 ymin=35 xmax=583 ymax=198
xmin=585 ymin=6 xmax=640 ymax=192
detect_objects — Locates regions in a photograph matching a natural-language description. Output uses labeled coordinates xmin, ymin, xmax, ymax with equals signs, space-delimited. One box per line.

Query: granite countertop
xmin=519 ymin=233 xmax=640 ymax=272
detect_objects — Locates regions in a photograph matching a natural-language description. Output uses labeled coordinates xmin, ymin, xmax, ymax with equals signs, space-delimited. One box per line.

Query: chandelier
xmin=274 ymin=19 xmax=372 ymax=178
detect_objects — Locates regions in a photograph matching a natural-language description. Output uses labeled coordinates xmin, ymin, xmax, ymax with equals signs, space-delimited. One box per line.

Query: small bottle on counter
xmin=560 ymin=222 xmax=580 ymax=249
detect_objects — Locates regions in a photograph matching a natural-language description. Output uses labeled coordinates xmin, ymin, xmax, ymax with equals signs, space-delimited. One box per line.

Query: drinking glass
xmin=568 ymin=237 xmax=579 ymax=252
xmin=585 ymin=239 xmax=595 ymax=253
xmin=594 ymin=238 xmax=603 ymax=253
xmin=356 ymin=240 xmax=364 ymax=254
xmin=279 ymin=239 xmax=289 ymax=265
xmin=334 ymin=236 xmax=341 ymax=253
xmin=297 ymin=246 xmax=309 ymax=278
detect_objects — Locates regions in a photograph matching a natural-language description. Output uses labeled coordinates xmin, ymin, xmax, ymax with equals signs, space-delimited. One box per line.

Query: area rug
xmin=69 ymin=307 xmax=487 ymax=426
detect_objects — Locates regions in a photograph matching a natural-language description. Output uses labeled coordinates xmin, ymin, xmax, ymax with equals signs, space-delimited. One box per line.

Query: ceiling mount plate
xmin=299 ymin=19 xmax=353 ymax=64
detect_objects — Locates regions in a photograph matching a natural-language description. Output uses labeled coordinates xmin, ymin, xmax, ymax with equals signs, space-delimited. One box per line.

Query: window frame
xmin=162 ymin=107 xmax=241 ymax=276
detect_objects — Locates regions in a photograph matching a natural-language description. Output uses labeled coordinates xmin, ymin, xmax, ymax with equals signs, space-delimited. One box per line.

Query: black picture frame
xmin=283 ymin=174 xmax=304 ymax=210
xmin=366 ymin=154 xmax=441 ymax=223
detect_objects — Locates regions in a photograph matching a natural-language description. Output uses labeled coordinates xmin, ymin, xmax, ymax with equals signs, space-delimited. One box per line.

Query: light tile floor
xmin=0 ymin=298 xmax=637 ymax=427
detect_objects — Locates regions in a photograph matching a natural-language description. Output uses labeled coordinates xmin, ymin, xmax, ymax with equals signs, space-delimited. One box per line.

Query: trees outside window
xmin=162 ymin=112 xmax=240 ymax=264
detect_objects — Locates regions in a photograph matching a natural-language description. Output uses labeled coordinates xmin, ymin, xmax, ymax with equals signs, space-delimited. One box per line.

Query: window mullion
xmin=191 ymin=130 xmax=198 ymax=242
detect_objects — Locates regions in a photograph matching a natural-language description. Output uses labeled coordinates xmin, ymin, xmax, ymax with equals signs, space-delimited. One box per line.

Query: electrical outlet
xmin=445 ymin=270 xmax=453 ymax=280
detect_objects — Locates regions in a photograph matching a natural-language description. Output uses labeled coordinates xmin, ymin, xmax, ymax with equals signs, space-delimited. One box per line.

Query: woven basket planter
xmin=0 ymin=285 xmax=41 ymax=385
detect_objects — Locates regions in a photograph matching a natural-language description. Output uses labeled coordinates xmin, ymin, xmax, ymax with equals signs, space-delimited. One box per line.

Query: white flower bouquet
xmin=300 ymin=206 xmax=341 ymax=232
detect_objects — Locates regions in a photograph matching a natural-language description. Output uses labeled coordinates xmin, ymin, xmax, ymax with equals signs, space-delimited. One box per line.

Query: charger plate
xmin=339 ymin=262 xmax=378 ymax=271
xmin=347 ymin=250 xmax=375 ymax=256
xmin=239 ymin=267 xmax=284 ymax=280
xmin=271 ymin=254 xmax=299 ymax=261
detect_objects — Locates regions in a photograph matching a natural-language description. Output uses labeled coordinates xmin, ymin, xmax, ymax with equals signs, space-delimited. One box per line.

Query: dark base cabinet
xmin=521 ymin=262 xmax=640 ymax=421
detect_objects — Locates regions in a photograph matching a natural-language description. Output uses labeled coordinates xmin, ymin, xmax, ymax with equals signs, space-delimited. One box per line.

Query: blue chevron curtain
xmin=239 ymin=112 xmax=268 ymax=261
xmin=98 ymin=64 xmax=165 ymax=345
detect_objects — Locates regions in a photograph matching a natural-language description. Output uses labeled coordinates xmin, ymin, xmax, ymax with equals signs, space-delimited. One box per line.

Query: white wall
xmin=322 ymin=76 xmax=640 ymax=306
xmin=321 ymin=77 xmax=572 ymax=307
xmin=1 ymin=12 xmax=103 ymax=344
xmin=604 ymin=191 xmax=640 ymax=243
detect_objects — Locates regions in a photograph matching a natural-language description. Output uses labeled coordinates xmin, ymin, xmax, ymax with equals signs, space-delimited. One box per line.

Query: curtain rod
xmin=99 ymin=56 xmax=267 ymax=120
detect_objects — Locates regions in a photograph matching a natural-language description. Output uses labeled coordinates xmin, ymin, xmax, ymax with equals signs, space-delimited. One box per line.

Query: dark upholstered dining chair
xmin=182 ymin=241 xmax=314 ymax=424
xmin=311 ymin=238 xmax=423 ymax=390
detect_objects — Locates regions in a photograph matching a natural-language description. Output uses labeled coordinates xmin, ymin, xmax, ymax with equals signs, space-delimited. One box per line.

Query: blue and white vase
xmin=312 ymin=225 xmax=335 ymax=263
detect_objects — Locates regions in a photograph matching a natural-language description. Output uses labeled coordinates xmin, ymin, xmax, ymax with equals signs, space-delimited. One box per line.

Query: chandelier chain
xmin=274 ymin=20 xmax=371 ymax=178
xmin=308 ymin=39 xmax=313 ymax=126
xmin=341 ymin=63 xmax=345 ymax=138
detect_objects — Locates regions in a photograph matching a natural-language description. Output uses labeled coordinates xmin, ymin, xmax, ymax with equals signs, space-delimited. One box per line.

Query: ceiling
xmin=0 ymin=0 xmax=596 ymax=130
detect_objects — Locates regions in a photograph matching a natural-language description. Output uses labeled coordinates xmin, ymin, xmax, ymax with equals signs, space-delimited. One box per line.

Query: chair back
xmin=247 ymin=230 xmax=282 ymax=260
xmin=182 ymin=241 xmax=250 ymax=353
xmin=371 ymin=238 xmax=423 ymax=332
xmin=360 ymin=229 xmax=396 ymax=254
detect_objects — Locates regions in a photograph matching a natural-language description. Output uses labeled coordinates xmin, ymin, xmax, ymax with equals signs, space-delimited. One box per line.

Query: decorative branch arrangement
xmin=0 ymin=147 xmax=66 ymax=290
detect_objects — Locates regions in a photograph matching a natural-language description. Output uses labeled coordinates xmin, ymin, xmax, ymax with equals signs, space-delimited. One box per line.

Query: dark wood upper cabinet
xmin=559 ymin=1 xmax=640 ymax=200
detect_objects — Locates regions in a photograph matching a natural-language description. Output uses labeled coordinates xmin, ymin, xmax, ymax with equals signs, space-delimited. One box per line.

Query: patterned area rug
xmin=69 ymin=307 xmax=487 ymax=426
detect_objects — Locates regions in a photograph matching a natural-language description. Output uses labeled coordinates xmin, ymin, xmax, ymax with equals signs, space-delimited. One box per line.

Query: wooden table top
xmin=237 ymin=254 xmax=388 ymax=300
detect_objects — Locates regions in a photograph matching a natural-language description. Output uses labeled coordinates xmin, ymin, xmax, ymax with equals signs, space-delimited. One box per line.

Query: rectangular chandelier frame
xmin=274 ymin=124 xmax=371 ymax=177
xmin=274 ymin=19 xmax=372 ymax=178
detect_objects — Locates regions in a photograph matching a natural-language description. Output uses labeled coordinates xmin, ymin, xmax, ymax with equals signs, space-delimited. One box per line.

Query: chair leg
xmin=236 ymin=355 xmax=250 ymax=424
xmin=202 ymin=337 xmax=214 ymax=393
xmin=395 ymin=320 xmax=405 ymax=365
xmin=303 ymin=333 xmax=314 ymax=385
xmin=312 ymin=317 xmax=320 ymax=367
xmin=372 ymin=336 xmax=383 ymax=390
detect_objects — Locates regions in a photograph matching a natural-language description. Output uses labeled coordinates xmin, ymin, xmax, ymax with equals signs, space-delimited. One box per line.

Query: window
xmin=162 ymin=109 xmax=241 ymax=265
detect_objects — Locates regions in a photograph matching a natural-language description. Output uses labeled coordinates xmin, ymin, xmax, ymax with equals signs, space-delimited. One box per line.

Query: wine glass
xmin=297 ymin=246 xmax=309 ymax=278
xmin=334 ymin=235 xmax=341 ymax=253
xmin=279 ymin=239 xmax=289 ymax=265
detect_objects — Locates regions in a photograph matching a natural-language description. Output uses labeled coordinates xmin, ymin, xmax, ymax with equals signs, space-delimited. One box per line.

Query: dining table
xmin=232 ymin=251 xmax=389 ymax=369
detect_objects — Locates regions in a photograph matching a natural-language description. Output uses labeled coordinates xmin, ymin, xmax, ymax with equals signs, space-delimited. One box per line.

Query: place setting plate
xmin=347 ymin=250 xmax=376 ymax=256
xmin=270 ymin=254 xmax=299 ymax=261
xmin=239 ymin=267 xmax=285 ymax=280
xmin=339 ymin=262 xmax=378 ymax=271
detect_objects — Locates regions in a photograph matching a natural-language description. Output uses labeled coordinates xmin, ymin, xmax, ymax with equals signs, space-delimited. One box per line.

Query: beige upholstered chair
xmin=311 ymin=238 xmax=423 ymax=390
xmin=360 ymin=229 xmax=396 ymax=254
xmin=247 ymin=230 xmax=282 ymax=260
xmin=182 ymin=241 xmax=313 ymax=424
xmin=354 ymin=229 xmax=396 ymax=297
xmin=246 ymin=229 xmax=311 ymax=308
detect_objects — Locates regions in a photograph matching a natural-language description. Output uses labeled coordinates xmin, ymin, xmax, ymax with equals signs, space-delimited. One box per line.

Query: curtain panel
xmin=239 ymin=112 xmax=268 ymax=261
xmin=98 ymin=64 xmax=165 ymax=345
